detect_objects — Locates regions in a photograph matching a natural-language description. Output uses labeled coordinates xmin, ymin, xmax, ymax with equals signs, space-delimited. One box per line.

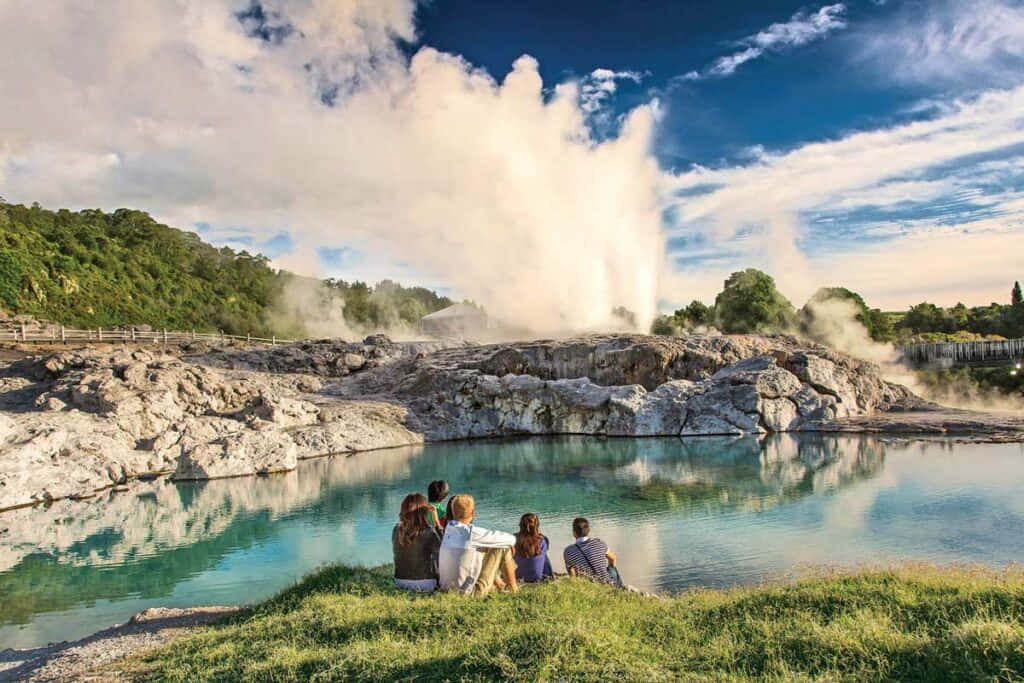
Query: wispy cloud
xmin=859 ymin=0 xmax=1024 ymax=87
xmin=681 ymin=3 xmax=847 ymax=81
xmin=662 ymin=85 xmax=1024 ymax=308
xmin=578 ymin=68 xmax=646 ymax=130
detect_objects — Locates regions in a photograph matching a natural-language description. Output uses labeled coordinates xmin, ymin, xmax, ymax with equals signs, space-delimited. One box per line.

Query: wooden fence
xmin=899 ymin=338 xmax=1024 ymax=366
xmin=3 ymin=325 xmax=296 ymax=347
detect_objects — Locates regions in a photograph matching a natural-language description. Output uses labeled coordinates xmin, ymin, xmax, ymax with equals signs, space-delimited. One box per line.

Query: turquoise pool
xmin=2 ymin=434 xmax=1024 ymax=649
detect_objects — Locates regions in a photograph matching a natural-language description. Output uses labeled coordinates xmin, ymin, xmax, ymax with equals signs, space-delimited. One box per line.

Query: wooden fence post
xmin=61 ymin=325 xmax=66 ymax=343
xmin=272 ymin=335 xmax=276 ymax=346
xmin=20 ymin=324 xmax=26 ymax=342
xmin=97 ymin=328 xmax=103 ymax=342
xmin=131 ymin=328 xmax=136 ymax=342
xmin=163 ymin=328 xmax=168 ymax=344
xmin=247 ymin=333 xmax=251 ymax=343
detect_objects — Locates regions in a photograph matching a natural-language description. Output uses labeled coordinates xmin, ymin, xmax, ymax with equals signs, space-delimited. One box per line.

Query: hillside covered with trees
xmin=654 ymin=268 xmax=1024 ymax=344
xmin=2 ymin=200 xmax=1020 ymax=346
xmin=0 ymin=201 xmax=452 ymax=337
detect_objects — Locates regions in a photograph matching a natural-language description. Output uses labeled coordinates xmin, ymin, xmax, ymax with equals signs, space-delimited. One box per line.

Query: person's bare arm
xmin=606 ymin=549 xmax=617 ymax=566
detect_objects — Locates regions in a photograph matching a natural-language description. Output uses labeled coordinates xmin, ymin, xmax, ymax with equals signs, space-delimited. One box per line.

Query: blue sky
xmin=414 ymin=0 xmax=906 ymax=164
xmin=411 ymin=0 xmax=1024 ymax=309
xmin=2 ymin=0 xmax=1023 ymax=326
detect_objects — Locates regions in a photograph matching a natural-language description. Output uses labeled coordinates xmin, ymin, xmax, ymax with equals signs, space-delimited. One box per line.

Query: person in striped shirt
xmin=562 ymin=517 xmax=624 ymax=587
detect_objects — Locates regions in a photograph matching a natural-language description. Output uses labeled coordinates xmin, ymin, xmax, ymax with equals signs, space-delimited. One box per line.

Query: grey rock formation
xmin=0 ymin=332 xmax=1017 ymax=511
xmin=291 ymin=401 xmax=422 ymax=458
xmin=337 ymin=334 xmax=923 ymax=441
xmin=173 ymin=429 xmax=298 ymax=480
xmin=0 ymin=341 xmax=427 ymax=509
xmin=192 ymin=336 xmax=463 ymax=377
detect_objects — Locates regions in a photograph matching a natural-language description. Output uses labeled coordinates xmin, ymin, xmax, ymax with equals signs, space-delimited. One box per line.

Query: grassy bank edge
xmin=121 ymin=563 xmax=1024 ymax=682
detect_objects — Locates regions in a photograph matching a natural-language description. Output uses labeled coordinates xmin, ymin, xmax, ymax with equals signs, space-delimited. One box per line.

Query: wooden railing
xmin=3 ymin=325 xmax=296 ymax=347
xmin=899 ymin=338 xmax=1024 ymax=366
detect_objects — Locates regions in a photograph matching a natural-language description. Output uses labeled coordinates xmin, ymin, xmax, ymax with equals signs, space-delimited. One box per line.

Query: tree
xmin=679 ymin=300 xmax=713 ymax=327
xmin=900 ymin=302 xmax=953 ymax=335
xmin=0 ymin=249 xmax=23 ymax=308
xmin=866 ymin=309 xmax=894 ymax=341
xmin=1013 ymin=281 xmax=1023 ymax=307
xmin=650 ymin=315 xmax=676 ymax=335
xmin=802 ymin=286 xmax=867 ymax=323
xmin=0 ymin=201 xmax=452 ymax=336
xmin=799 ymin=286 xmax=899 ymax=342
xmin=713 ymin=269 xmax=796 ymax=333
xmin=947 ymin=302 xmax=970 ymax=330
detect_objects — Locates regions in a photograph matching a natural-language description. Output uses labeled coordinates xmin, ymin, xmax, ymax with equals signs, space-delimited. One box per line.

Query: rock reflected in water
xmin=3 ymin=435 xmax=1024 ymax=651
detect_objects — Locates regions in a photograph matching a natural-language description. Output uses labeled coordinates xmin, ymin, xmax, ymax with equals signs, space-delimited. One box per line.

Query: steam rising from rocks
xmin=0 ymin=0 xmax=665 ymax=336
xmin=801 ymin=298 xmax=1023 ymax=412
xmin=271 ymin=276 xmax=356 ymax=340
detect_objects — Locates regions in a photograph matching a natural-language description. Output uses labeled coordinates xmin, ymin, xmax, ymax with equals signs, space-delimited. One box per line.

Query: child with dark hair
xmin=427 ymin=480 xmax=450 ymax=526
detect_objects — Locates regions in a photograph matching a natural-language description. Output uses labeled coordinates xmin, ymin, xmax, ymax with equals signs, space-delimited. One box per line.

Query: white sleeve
xmin=469 ymin=526 xmax=516 ymax=549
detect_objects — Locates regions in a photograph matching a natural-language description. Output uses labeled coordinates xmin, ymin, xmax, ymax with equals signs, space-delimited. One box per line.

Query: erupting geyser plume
xmin=0 ymin=0 xmax=666 ymax=336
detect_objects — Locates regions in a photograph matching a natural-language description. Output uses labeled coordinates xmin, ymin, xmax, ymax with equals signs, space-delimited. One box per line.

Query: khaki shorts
xmin=472 ymin=546 xmax=513 ymax=597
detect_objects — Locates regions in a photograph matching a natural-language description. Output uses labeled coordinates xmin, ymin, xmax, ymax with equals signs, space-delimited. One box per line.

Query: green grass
xmin=127 ymin=564 xmax=1024 ymax=682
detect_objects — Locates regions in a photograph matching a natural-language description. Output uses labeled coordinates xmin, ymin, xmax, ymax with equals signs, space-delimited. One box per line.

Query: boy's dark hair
xmin=428 ymin=480 xmax=450 ymax=503
xmin=572 ymin=517 xmax=590 ymax=538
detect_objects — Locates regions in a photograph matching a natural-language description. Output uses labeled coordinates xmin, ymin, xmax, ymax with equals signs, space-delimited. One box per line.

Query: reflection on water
xmin=1 ymin=435 xmax=1023 ymax=649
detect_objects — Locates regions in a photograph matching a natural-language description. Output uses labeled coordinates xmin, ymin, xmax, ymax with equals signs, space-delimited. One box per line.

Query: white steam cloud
xmin=801 ymin=298 xmax=1023 ymax=412
xmin=0 ymin=0 xmax=664 ymax=335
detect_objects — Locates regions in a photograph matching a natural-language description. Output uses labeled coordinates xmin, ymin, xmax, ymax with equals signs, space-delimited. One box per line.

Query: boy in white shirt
xmin=438 ymin=494 xmax=519 ymax=596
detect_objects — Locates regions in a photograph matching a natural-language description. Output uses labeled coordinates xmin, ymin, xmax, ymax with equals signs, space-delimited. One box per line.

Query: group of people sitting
xmin=392 ymin=480 xmax=624 ymax=595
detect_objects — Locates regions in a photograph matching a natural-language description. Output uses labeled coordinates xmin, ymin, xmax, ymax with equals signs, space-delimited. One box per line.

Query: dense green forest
xmin=653 ymin=268 xmax=1024 ymax=344
xmin=0 ymin=201 xmax=451 ymax=337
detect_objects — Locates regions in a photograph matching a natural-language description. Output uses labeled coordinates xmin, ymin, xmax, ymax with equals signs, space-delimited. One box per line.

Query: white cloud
xmin=859 ymin=0 xmax=1024 ymax=86
xmin=685 ymin=3 xmax=847 ymax=80
xmin=3 ymin=0 xmax=1023 ymax=326
xmin=663 ymin=85 xmax=1024 ymax=308
xmin=0 ymin=0 xmax=665 ymax=334
xmin=581 ymin=67 xmax=643 ymax=120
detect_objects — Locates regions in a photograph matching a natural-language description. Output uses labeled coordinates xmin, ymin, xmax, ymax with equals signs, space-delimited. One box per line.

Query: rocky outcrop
xmin=173 ymin=429 xmax=298 ymax=480
xmin=0 ymin=412 xmax=147 ymax=510
xmin=1 ymin=332 xmax=1015 ymax=512
xmin=0 ymin=342 xmax=426 ymax=510
xmin=336 ymin=334 xmax=923 ymax=441
xmin=191 ymin=336 xmax=464 ymax=377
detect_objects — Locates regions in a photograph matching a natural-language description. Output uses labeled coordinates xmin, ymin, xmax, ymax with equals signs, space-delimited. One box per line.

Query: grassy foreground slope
xmin=130 ymin=564 xmax=1024 ymax=682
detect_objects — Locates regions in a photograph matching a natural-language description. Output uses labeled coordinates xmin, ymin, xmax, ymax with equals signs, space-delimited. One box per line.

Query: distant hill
xmin=0 ymin=201 xmax=451 ymax=337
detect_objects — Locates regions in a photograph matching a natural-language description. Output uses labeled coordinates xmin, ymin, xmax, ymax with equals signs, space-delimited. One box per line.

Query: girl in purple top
xmin=513 ymin=513 xmax=554 ymax=583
